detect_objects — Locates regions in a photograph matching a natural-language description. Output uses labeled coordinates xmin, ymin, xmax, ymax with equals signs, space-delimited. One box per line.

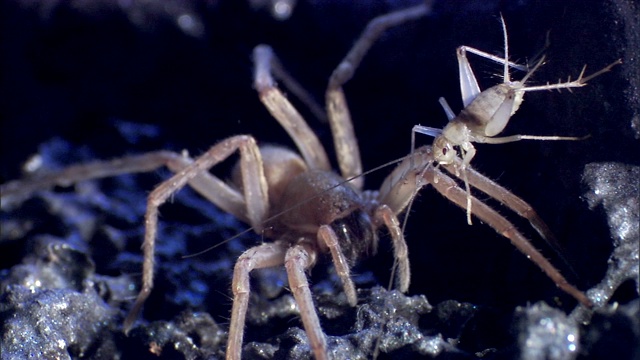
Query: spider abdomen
xmin=271 ymin=170 xmax=376 ymax=260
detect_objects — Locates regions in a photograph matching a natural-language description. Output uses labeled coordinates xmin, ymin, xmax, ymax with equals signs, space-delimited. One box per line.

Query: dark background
xmin=1 ymin=0 xmax=638 ymax=356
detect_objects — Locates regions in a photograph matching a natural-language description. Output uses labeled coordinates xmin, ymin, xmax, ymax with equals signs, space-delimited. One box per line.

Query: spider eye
xmin=441 ymin=148 xmax=447 ymax=155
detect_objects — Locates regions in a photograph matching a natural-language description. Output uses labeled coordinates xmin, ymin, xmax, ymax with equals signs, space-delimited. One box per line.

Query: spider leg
xmin=420 ymin=164 xmax=592 ymax=307
xmin=124 ymin=135 xmax=270 ymax=333
xmin=318 ymin=225 xmax=357 ymax=306
xmin=227 ymin=242 xmax=287 ymax=360
xmin=374 ymin=204 xmax=410 ymax=292
xmin=377 ymin=145 xmax=433 ymax=215
xmin=253 ymin=45 xmax=331 ymax=172
xmin=442 ymin=159 xmax=560 ymax=248
xmin=1 ymin=142 xmax=267 ymax=226
xmin=258 ymin=44 xmax=327 ymax=125
xmin=1 ymin=151 xmax=186 ymax=210
xmin=326 ymin=3 xmax=431 ymax=190
xmin=285 ymin=243 xmax=328 ymax=360
xmin=442 ymin=159 xmax=583 ymax=284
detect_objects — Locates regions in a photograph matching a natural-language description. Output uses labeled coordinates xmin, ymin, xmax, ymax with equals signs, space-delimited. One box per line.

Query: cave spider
xmin=0 ymin=3 xmax=597 ymax=359
xmin=1 ymin=4 xmax=428 ymax=359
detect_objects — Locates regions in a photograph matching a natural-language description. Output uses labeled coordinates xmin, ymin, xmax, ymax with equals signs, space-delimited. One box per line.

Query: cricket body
xmin=413 ymin=16 xmax=621 ymax=224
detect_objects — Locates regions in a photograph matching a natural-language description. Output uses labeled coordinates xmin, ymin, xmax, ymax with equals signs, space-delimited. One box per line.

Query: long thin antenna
xmin=500 ymin=14 xmax=511 ymax=83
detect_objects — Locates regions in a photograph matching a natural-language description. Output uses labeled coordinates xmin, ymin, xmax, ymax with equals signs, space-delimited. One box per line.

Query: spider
xmin=0 ymin=3 xmax=592 ymax=359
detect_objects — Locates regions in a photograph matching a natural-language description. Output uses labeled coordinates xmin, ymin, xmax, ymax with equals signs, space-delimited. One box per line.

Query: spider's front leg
xmin=318 ymin=225 xmax=358 ymax=306
xmin=421 ymin=164 xmax=592 ymax=307
xmin=124 ymin=135 xmax=270 ymax=332
xmin=285 ymin=243 xmax=328 ymax=360
xmin=379 ymin=146 xmax=591 ymax=307
xmin=373 ymin=204 xmax=411 ymax=292
xmin=227 ymin=242 xmax=288 ymax=360
xmin=442 ymin=159 xmax=559 ymax=247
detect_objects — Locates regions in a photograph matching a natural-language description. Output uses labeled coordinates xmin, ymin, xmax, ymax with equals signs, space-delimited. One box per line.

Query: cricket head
xmin=432 ymin=120 xmax=470 ymax=164
xmin=432 ymin=134 xmax=456 ymax=164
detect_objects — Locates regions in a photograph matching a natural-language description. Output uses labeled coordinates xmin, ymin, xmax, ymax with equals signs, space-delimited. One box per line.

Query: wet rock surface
xmin=2 ymin=286 xmax=117 ymax=359
xmin=2 ymin=0 xmax=639 ymax=359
